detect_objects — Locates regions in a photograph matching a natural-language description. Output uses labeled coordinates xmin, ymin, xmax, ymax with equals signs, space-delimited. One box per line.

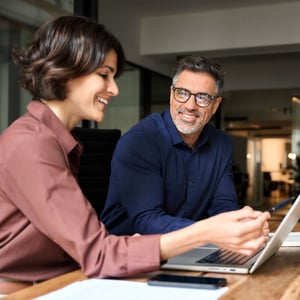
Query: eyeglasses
xmin=172 ymin=86 xmax=218 ymax=108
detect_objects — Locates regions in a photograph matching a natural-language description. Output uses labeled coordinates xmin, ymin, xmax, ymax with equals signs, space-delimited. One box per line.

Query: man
xmin=101 ymin=55 xmax=240 ymax=235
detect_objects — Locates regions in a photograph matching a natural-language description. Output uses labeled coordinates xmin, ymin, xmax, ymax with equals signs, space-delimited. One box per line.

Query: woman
xmin=0 ymin=15 xmax=270 ymax=294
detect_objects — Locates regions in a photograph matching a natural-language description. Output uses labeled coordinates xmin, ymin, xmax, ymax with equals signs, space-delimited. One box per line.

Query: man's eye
xmin=197 ymin=94 xmax=207 ymax=100
xmin=179 ymin=89 xmax=188 ymax=96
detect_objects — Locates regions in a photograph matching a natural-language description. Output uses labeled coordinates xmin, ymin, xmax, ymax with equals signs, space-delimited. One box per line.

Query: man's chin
xmin=177 ymin=126 xmax=198 ymax=135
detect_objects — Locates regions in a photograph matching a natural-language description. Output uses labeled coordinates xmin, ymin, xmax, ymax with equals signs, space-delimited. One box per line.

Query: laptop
xmin=162 ymin=193 xmax=300 ymax=274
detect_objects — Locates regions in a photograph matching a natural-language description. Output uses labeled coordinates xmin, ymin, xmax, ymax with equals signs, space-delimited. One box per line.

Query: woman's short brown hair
xmin=11 ymin=15 xmax=126 ymax=100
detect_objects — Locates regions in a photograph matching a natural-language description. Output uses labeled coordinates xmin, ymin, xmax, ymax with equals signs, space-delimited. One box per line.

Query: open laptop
xmin=162 ymin=193 xmax=300 ymax=274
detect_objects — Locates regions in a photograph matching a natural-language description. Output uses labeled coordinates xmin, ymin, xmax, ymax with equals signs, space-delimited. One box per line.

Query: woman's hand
xmin=159 ymin=206 xmax=270 ymax=261
xmin=203 ymin=206 xmax=270 ymax=256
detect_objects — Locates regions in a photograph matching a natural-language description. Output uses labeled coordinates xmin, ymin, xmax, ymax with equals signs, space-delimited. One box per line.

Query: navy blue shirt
xmin=101 ymin=108 xmax=239 ymax=235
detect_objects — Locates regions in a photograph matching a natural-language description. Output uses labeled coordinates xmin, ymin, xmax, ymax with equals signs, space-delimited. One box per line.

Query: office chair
xmin=72 ymin=127 xmax=121 ymax=217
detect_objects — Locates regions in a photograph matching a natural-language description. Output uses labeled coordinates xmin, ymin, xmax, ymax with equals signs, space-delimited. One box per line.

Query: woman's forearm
xmin=159 ymin=207 xmax=270 ymax=261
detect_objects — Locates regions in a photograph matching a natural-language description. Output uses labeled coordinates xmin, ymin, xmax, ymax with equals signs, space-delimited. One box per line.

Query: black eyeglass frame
xmin=171 ymin=86 xmax=219 ymax=108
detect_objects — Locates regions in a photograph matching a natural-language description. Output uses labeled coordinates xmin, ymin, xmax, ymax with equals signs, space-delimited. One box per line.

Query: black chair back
xmin=72 ymin=127 xmax=121 ymax=216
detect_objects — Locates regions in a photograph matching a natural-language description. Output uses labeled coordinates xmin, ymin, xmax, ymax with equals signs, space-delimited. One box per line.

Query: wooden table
xmin=3 ymin=246 xmax=300 ymax=300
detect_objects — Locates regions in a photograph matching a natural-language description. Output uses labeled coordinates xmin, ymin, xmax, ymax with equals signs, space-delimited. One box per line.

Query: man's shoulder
xmin=204 ymin=123 xmax=232 ymax=144
xmin=205 ymin=123 xmax=228 ymax=136
xmin=126 ymin=112 xmax=167 ymax=136
xmin=116 ymin=112 xmax=171 ymax=153
xmin=137 ymin=112 xmax=165 ymax=128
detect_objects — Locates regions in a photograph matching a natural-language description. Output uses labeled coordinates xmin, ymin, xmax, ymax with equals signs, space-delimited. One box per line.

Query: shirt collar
xmin=27 ymin=101 xmax=80 ymax=155
xmin=162 ymin=107 xmax=210 ymax=149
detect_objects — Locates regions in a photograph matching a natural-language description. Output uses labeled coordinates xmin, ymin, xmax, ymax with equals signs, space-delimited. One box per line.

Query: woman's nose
xmin=108 ymin=79 xmax=119 ymax=96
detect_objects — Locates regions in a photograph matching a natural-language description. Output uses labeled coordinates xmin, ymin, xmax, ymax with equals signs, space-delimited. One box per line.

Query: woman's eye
xmin=98 ymin=73 xmax=108 ymax=79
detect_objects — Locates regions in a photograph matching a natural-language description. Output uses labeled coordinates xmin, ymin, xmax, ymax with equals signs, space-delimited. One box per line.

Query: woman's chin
xmin=93 ymin=114 xmax=105 ymax=123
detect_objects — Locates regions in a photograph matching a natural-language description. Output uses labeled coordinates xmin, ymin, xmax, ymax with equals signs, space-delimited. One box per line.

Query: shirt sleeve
xmin=206 ymin=135 xmax=240 ymax=215
xmin=3 ymin=129 xmax=161 ymax=278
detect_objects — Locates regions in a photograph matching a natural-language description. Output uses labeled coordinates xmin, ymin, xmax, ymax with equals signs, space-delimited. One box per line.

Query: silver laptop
xmin=162 ymin=193 xmax=300 ymax=274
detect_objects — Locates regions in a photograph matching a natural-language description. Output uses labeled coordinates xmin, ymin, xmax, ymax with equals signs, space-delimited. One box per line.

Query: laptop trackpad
xmin=167 ymin=244 xmax=218 ymax=264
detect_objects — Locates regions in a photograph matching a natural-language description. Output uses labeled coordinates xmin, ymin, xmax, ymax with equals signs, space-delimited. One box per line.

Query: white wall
xmin=99 ymin=1 xmax=300 ymax=84
xmin=292 ymin=98 xmax=300 ymax=154
xmin=140 ymin=3 xmax=300 ymax=56
xmin=99 ymin=68 xmax=140 ymax=134
xmin=261 ymin=138 xmax=290 ymax=179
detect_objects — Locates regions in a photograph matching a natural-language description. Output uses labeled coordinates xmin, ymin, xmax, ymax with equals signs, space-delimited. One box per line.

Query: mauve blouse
xmin=0 ymin=101 xmax=161 ymax=282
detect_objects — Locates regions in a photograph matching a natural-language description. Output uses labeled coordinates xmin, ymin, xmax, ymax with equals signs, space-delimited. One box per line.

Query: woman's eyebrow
xmin=99 ymin=65 xmax=115 ymax=73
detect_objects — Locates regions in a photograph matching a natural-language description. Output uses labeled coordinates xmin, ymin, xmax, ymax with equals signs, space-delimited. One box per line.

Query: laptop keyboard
xmin=196 ymin=248 xmax=254 ymax=265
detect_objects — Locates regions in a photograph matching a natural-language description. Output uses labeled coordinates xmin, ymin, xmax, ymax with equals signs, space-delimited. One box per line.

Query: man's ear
xmin=169 ymin=85 xmax=173 ymax=104
xmin=213 ymin=96 xmax=223 ymax=114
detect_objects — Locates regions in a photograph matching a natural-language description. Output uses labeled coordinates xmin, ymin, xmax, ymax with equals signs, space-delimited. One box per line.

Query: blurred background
xmin=1 ymin=0 xmax=300 ymax=208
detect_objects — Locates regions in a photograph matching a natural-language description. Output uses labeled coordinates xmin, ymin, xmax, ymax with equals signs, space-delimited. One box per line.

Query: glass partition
xmin=0 ymin=1 xmax=73 ymax=133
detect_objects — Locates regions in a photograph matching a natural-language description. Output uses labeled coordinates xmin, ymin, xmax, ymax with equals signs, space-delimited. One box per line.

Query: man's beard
xmin=173 ymin=108 xmax=203 ymax=135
